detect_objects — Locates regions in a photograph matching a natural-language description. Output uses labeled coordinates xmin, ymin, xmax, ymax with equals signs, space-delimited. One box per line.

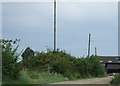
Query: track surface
xmin=51 ymin=76 xmax=114 ymax=84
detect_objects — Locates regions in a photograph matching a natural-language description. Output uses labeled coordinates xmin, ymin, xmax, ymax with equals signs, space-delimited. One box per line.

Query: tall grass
xmin=3 ymin=70 xmax=67 ymax=84
xmin=111 ymin=73 xmax=120 ymax=85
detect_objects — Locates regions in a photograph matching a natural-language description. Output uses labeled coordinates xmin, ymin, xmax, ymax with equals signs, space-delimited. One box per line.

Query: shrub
xmin=86 ymin=55 xmax=105 ymax=77
xmin=22 ymin=47 xmax=34 ymax=69
xmin=27 ymin=49 xmax=79 ymax=79
xmin=111 ymin=74 xmax=120 ymax=85
xmin=73 ymin=55 xmax=105 ymax=78
xmin=23 ymin=49 xmax=105 ymax=80
xmin=74 ymin=58 xmax=90 ymax=77
xmin=2 ymin=39 xmax=21 ymax=80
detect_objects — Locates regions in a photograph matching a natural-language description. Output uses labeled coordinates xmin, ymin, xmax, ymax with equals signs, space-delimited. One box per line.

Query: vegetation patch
xmin=111 ymin=73 xmax=120 ymax=85
xmin=3 ymin=70 xmax=67 ymax=84
xmin=1 ymin=39 xmax=106 ymax=84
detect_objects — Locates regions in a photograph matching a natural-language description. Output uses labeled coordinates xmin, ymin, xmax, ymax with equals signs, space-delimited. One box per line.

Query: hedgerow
xmin=2 ymin=39 xmax=105 ymax=82
xmin=24 ymin=49 xmax=105 ymax=79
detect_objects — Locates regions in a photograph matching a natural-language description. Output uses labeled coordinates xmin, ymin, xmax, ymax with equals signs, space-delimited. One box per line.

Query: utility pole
xmin=54 ymin=0 xmax=56 ymax=51
xmin=95 ymin=47 xmax=97 ymax=56
xmin=88 ymin=34 xmax=91 ymax=57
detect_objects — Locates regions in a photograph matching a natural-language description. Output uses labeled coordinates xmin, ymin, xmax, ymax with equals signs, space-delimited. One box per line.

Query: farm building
xmin=97 ymin=56 xmax=120 ymax=73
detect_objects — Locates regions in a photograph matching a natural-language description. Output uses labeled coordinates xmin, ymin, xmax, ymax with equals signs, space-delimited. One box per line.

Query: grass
xmin=111 ymin=73 xmax=120 ymax=85
xmin=3 ymin=70 xmax=68 ymax=85
xmin=2 ymin=70 xmax=107 ymax=85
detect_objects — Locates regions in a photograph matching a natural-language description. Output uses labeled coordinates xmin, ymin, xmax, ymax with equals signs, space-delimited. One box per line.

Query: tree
xmin=2 ymin=39 xmax=21 ymax=80
xmin=22 ymin=47 xmax=34 ymax=69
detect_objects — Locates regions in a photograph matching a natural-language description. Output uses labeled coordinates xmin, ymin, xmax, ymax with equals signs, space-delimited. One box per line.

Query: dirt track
xmin=51 ymin=76 xmax=114 ymax=84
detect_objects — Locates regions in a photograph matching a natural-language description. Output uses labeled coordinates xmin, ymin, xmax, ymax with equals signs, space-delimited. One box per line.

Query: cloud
xmin=2 ymin=2 xmax=53 ymax=33
xmin=57 ymin=2 xmax=117 ymax=22
xmin=2 ymin=2 xmax=118 ymax=56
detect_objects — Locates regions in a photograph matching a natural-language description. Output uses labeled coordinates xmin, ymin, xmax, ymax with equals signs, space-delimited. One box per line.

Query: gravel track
xmin=51 ymin=76 xmax=114 ymax=84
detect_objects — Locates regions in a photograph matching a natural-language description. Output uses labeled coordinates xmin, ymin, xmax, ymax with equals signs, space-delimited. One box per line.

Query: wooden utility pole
xmin=95 ymin=47 xmax=97 ymax=56
xmin=54 ymin=0 xmax=56 ymax=51
xmin=88 ymin=34 xmax=91 ymax=57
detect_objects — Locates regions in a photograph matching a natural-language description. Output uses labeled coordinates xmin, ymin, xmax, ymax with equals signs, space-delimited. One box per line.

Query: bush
xmin=2 ymin=39 xmax=106 ymax=84
xmin=2 ymin=39 xmax=21 ymax=80
xmin=27 ymin=49 xmax=105 ymax=79
xmin=72 ymin=55 xmax=105 ymax=78
xmin=111 ymin=74 xmax=120 ymax=85
xmin=86 ymin=55 xmax=105 ymax=77
xmin=27 ymin=49 xmax=79 ymax=79
xmin=22 ymin=47 xmax=34 ymax=69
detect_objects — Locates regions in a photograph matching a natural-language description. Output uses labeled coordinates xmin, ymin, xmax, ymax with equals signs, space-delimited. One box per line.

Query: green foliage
xmin=3 ymin=70 xmax=67 ymax=84
xmin=111 ymin=74 xmax=120 ymax=85
xmin=25 ymin=71 xmax=66 ymax=84
xmin=2 ymin=38 xmax=106 ymax=84
xmin=22 ymin=47 xmax=34 ymax=69
xmin=86 ymin=55 xmax=105 ymax=77
xmin=26 ymin=49 xmax=105 ymax=80
xmin=27 ymin=49 xmax=79 ymax=80
xmin=2 ymin=39 xmax=21 ymax=80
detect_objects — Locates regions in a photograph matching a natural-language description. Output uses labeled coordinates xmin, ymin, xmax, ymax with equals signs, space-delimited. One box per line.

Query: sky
xmin=2 ymin=0 xmax=118 ymax=57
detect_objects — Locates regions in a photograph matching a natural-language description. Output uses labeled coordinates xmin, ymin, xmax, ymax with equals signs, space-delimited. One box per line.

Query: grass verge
xmin=3 ymin=70 xmax=68 ymax=84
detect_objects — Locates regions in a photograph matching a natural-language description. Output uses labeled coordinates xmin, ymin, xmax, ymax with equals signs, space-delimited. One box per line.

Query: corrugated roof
xmin=97 ymin=56 xmax=120 ymax=64
xmin=106 ymin=64 xmax=120 ymax=69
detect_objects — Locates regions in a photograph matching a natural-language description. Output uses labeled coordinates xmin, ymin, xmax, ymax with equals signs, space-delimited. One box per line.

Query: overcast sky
xmin=2 ymin=1 xmax=118 ymax=57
